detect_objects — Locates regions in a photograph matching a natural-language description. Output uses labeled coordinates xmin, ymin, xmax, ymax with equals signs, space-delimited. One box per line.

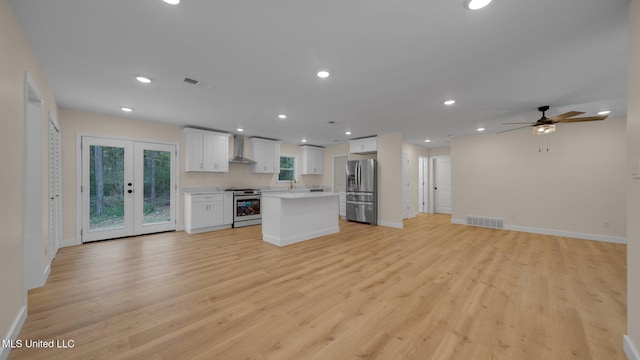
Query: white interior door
xmin=48 ymin=117 xmax=62 ymax=260
xmin=433 ymin=156 xmax=452 ymax=214
xmin=402 ymin=152 xmax=410 ymax=219
xmin=82 ymin=137 xmax=176 ymax=242
xmin=419 ymin=157 xmax=428 ymax=213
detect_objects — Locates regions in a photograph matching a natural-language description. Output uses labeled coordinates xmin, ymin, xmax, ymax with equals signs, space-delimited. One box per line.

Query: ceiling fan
xmin=500 ymin=106 xmax=608 ymax=135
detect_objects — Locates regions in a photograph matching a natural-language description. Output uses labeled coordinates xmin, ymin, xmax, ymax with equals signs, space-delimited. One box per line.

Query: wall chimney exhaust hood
xmin=229 ymin=135 xmax=256 ymax=164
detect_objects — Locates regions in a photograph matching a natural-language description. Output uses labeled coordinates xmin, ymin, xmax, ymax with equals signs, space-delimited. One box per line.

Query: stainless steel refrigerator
xmin=346 ymin=159 xmax=377 ymax=225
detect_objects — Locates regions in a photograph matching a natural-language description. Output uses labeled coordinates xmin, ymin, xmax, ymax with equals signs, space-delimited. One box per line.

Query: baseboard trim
xmin=626 ymin=335 xmax=640 ymax=360
xmin=0 ymin=305 xmax=27 ymax=360
xmin=44 ymin=263 xmax=51 ymax=283
xmin=378 ymin=221 xmax=403 ymax=229
xmin=451 ymin=218 xmax=626 ymax=244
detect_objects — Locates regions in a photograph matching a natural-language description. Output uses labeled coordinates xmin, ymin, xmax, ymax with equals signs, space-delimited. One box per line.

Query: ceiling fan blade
xmin=501 ymin=122 xmax=534 ymax=125
xmin=498 ymin=125 xmax=531 ymax=134
xmin=555 ymin=116 xmax=608 ymax=123
xmin=548 ymin=111 xmax=585 ymax=121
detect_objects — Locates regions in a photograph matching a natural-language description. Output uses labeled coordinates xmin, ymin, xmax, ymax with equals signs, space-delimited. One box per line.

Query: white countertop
xmin=182 ymin=187 xmax=227 ymax=195
xmin=262 ymin=192 xmax=339 ymax=199
xmin=183 ymin=186 xmax=331 ymax=195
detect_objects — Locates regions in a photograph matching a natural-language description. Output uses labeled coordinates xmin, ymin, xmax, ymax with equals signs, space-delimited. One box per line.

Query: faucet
xmin=289 ymin=178 xmax=297 ymax=190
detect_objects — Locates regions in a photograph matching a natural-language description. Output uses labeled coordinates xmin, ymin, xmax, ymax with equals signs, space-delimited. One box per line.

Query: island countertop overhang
xmin=262 ymin=192 xmax=339 ymax=199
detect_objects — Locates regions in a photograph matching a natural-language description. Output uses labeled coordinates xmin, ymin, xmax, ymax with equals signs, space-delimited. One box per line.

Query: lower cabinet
xmin=185 ymin=193 xmax=233 ymax=234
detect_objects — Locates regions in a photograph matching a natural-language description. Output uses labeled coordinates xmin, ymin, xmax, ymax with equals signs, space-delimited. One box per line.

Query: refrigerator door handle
xmin=347 ymin=201 xmax=372 ymax=205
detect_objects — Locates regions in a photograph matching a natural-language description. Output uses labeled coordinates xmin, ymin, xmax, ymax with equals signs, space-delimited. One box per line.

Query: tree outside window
xmin=278 ymin=156 xmax=295 ymax=181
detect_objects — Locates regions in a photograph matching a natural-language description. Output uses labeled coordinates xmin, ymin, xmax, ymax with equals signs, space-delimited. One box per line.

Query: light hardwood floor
xmin=9 ymin=214 xmax=626 ymax=359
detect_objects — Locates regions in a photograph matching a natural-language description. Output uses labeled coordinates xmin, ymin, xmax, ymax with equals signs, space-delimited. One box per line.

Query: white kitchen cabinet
xmin=184 ymin=193 xmax=233 ymax=234
xmin=250 ymin=138 xmax=281 ymax=173
xmin=300 ymin=145 xmax=324 ymax=175
xmin=349 ymin=136 xmax=377 ymax=154
xmin=183 ymin=128 xmax=230 ymax=172
xmin=339 ymin=192 xmax=346 ymax=219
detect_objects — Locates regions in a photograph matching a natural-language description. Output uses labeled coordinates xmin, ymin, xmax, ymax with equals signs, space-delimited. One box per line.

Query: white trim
xmin=626 ymin=335 xmax=640 ymax=360
xmin=408 ymin=213 xmax=418 ymax=219
xmin=23 ymin=71 xmax=46 ymax=290
xmin=451 ymin=218 xmax=627 ymax=244
xmin=0 ymin=305 xmax=27 ymax=360
xmin=378 ymin=220 xmax=403 ymax=229
xmin=75 ymin=133 xmax=82 ymax=244
xmin=44 ymin=263 xmax=51 ymax=281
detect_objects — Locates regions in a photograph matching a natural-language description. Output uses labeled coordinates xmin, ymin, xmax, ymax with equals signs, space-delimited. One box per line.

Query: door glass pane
xmin=143 ymin=150 xmax=171 ymax=225
xmin=89 ymin=145 xmax=125 ymax=231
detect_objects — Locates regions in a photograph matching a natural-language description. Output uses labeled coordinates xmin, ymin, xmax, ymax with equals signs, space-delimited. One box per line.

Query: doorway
xmin=81 ymin=136 xmax=176 ymax=242
xmin=24 ymin=73 xmax=46 ymax=289
xmin=432 ymin=156 xmax=452 ymax=214
xmin=333 ymin=155 xmax=348 ymax=192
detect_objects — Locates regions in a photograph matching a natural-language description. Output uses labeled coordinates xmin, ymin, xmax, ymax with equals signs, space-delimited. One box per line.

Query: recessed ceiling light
xmin=444 ymin=100 xmax=456 ymax=106
xmin=237 ymin=128 xmax=244 ymax=132
xmin=345 ymin=131 xmax=352 ymax=135
xmin=278 ymin=114 xmax=287 ymax=119
xmin=136 ymin=76 xmax=152 ymax=84
xmin=121 ymin=107 xmax=133 ymax=112
xmin=463 ymin=0 xmax=492 ymax=10
xmin=597 ymin=110 xmax=611 ymax=115
xmin=424 ymin=139 xmax=431 ymax=143
xmin=477 ymin=127 xmax=485 ymax=132
xmin=301 ymin=139 xmax=308 ymax=143
xmin=163 ymin=0 xmax=180 ymax=5
xmin=317 ymin=70 xmax=330 ymax=79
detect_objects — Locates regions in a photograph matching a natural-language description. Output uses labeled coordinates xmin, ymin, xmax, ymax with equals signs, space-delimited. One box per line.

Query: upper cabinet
xmin=300 ymin=145 xmax=324 ymax=175
xmin=349 ymin=136 xmax=377 ymax=154
xmin=250 ymin=138 xmax=281 ymax=174
xmin=183 ymin=128 xmax=230 ymax=172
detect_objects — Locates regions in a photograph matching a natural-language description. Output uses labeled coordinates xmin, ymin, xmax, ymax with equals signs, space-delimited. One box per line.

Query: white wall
xmin=451 ymin=117 xmax=626 ymax=242
xmin=0 ymin=0 xmax=59 ymax=357
xmin=377 ymin=132 xmax=404 ymax=227
xmin=627 ymin=0 xmax=640 ymax=356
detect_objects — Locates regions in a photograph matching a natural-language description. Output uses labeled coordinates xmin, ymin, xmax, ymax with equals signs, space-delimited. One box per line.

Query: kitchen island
xmin=262 ymin=192 xmax=339 ymax=247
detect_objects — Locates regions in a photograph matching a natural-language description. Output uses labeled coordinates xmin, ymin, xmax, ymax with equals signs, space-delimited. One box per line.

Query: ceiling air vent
xmin=183 ymin=77 xmax=200 ymax=85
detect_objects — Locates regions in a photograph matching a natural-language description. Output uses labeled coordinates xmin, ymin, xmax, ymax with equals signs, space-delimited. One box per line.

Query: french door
xmin=81 ymin=136 xmax=176 ymax=242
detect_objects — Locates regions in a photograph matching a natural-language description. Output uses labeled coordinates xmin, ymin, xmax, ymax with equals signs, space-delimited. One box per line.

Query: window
xmin=278 ymin=155 xmax=295 ymax=181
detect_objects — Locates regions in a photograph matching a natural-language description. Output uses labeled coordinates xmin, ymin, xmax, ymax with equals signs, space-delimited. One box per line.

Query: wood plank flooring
xmin=9 ymin=214 xmax=627 ymax=359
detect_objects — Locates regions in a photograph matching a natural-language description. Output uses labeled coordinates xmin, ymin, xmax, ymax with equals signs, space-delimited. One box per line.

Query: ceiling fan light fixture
xmin=597 ymin=110 xmax=611 ymax=115
xmin=463 ymin=0 xmax=492 ymax=10
xmin=533 ymin=124 xmax=555 ymax=135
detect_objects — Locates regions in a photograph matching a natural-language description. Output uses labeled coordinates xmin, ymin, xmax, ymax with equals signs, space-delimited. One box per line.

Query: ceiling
xmin=10 ymin=0 xmax=629 ymax=148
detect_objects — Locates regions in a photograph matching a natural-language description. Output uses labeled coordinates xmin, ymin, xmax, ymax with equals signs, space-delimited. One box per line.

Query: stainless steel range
xmin=226 ymin=188 xmax=262 ymax=228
